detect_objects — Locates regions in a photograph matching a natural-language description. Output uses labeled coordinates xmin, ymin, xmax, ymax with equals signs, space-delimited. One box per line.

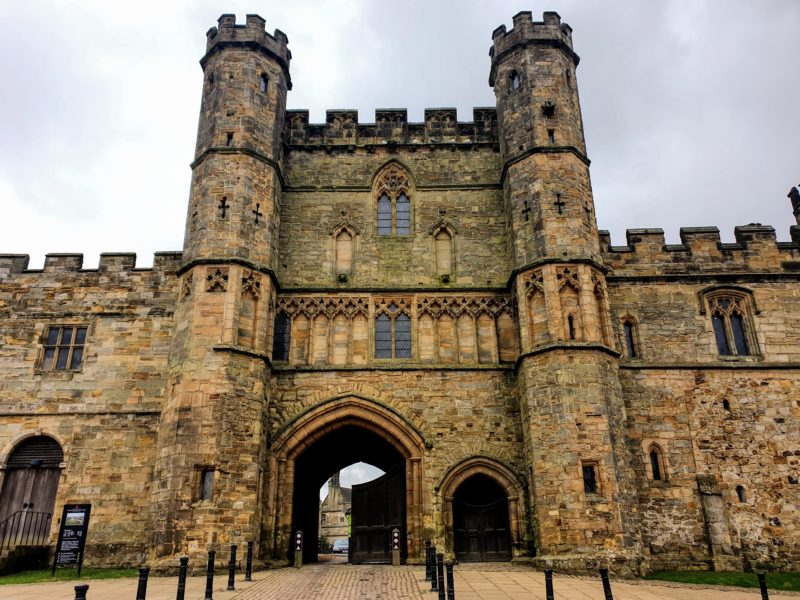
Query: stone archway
xmin=268 ymin=395 xmax=427 ymax=562
xmin=437 ymin=456 xmax=526 ymax=559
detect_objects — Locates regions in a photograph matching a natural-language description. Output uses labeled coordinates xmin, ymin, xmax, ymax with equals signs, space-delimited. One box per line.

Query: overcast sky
xmin=1 ymin=0 xmax=798 ymax=268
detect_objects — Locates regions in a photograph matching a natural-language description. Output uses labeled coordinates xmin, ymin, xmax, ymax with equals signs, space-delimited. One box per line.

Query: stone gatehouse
xmin=1 ymin=11 xmax=799 ymax=574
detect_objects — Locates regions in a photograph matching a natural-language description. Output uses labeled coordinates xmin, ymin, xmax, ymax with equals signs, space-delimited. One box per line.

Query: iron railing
xmin=0 ymin=510 xmax=52 ymax=551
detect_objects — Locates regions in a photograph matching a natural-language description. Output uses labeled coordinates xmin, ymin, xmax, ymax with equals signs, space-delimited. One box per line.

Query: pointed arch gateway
xmin=268 ymin=395 xmax=427 ymax=563
xmin=437 ymin=456 xmax=526 ymax=561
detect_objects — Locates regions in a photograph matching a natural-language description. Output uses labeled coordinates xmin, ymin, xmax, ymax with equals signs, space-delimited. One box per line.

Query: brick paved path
xmin=3 ymin=563 xmax=800 ymax=599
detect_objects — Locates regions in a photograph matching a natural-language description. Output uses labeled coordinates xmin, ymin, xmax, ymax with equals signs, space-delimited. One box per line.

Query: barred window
xmin=374 ymin=304 xmax=412 ymax=359
xmin=272 ymin=313 xmax=291 ymax=361
xmin=705 ymin=292 xmax=757 ymax=357
xmin=41 ymin=325 xmax=87 ymax=371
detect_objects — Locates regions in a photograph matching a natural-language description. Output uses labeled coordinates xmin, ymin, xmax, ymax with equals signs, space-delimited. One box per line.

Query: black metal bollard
xmin=176 ymin=556 xmax=189 ymax=600
xmin=758 ymin=573 xmax=770 ymax=600
xmin=136 ymin=567 xmax=150 ymax=600
xmin=245 ymin=541 xmax=254 ymax=582
xmin=430 ymin=546 xmax=438 ymax=592
xmin=544 ymin=569 xmax=554 ymax=600
xmin=425 ymin=542 xmax=432 ymax=581
xmin=445 ymin=561 xmax=455 ymax=600
xmin=436 ymin=553 xmax=446 ymax=600
xmin=74 ymin=584 xmax=89 ymax=600
xmin=227 ymin=544 xmax=237 ymax=591
xmin=599 ymin=568 xmax=614 ymax=600
xmin=204 ymin=550 xmax=216 ymax=600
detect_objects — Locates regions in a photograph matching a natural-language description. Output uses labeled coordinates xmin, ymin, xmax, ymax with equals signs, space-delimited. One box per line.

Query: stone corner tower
xmin=149 ymin=13 xmax=289 ymax=562
xmin=491 ymin=11 xmax=642 ymax=570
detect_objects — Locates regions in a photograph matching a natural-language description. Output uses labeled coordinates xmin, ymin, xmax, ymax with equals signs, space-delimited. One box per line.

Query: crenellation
xmin=601 ymin=226 xmax=800 ymax=274
xmin=205 ymin=13 xmax=291 ymax=65
xmin=0 ymin=254 xmax=30 ymax=274
xmin=98 ymin=253 xmax=137 ymax=272
xmin=43 ymin=253 xmax=83 ymax=272
xmin=285 ymin=107 xmax=499 ymax=147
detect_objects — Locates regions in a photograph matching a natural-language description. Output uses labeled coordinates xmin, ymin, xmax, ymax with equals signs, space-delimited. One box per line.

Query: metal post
xmin=136 ymin=567 xmax=150 ymax=600
xmin=294 ymin=530 xmax=303 ymax=568
xmin=74 ymin=584 xmax=89 ymax=600
xmin=758 ymin=573 xmax=770 ymax=600
xmin=391 ymin=527 xmax=401 ymax=566
xmin=424 ymin=540 xmax=432 ymax=581
xmin=445 ymin=561 xmax=455 ymax=600
xmin=245 ymin=541 xmax=253 ymax=581
xmin=599 ymin=568 xmax=614 ymax=600
xmin=430 ymin=546 xmax=438 ymax=592
xmin=226 ymin=544 xmax=237 ymax=591
xmin=175 ymin=556 xmax=189 ymax=600
xmin=544 ymin=569 xmax=554 ymax=600
xmin=204 ymin=550 xmax=216 ymax=600
xmin=437 ymin=553 xmax=446 ymax=600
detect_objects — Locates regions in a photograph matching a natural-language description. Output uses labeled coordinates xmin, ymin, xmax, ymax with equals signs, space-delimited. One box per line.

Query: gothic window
xmin=648 ymin=445 xmax=666 ymax=481
xmin=259 ymin=73 xmax=268 ymax=93
xmin=40 ymin=325 xmax=87 ymax=371
xmin=272 ymin=312 xmax=291 ymax=361
xmin=375 ymin=303 xmax=411 ymax=359
xmin=704 ymin=290 xmax=758 ymax=357
xmin=620 ymin=315 xmax=640 ymax=358
xmin=374 ymin=164 xmax=413 ymax=236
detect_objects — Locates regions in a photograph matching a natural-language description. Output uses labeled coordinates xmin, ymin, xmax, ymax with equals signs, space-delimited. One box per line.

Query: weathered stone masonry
xmin=0 ymin=10 xmax=798 ymax=574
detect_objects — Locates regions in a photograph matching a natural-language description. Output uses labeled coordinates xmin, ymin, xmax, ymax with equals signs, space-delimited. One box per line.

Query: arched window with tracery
xmin=374 ymin=301 xmax=412 ymax=359
xmin=703 ymin=289 xmax=758 ymax=357
xmin=373 ymin=164 xmax=413 ymax=236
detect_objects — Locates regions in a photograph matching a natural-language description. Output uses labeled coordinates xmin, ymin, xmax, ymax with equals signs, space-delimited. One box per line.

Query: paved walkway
xmin=2 ymin=562 xmax=799 ymax=599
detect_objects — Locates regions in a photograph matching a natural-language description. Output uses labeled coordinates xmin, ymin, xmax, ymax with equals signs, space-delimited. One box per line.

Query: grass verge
xmin=644 ymin=570 xmax=800 ymax=592
xmin=0 ymin=568 xmax=138 ymax=585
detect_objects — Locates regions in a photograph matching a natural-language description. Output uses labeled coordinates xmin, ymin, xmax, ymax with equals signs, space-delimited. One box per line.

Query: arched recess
xmin=268 ymin=395 xmax=427 ymax=562
xmin=0 ymin=433 xmax=65 ymax=545
xmin=436 ymin=456 xmax=526 ymax=559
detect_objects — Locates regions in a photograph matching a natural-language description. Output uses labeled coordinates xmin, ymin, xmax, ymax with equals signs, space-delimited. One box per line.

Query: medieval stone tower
xmin=1 ymin=11 xmax=798 ymax=576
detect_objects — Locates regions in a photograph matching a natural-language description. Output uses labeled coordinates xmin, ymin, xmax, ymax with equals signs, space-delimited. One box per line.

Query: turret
xmin=491 ymin=11 xmax=598 ymax=263
xmin=183 ymin=13 xmax=290 ymax=266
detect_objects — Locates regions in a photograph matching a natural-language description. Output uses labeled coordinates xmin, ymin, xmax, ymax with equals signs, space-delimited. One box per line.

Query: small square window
xmin=40 ymin=325 xmax=87 ymax=371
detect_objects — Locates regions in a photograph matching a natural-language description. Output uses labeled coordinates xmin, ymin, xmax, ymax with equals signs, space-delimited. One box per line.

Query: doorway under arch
xmin=269 ymin=395 xmax=427 ymax=564
xmin=0 ymin=435 xmax=64 ymax=546
xmin=452 ymin=474 xmax=511 ymax=561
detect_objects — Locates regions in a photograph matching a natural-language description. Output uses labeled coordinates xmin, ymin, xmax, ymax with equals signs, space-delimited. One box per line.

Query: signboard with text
xmin=52 ymin=504 xmax=91 ymax=575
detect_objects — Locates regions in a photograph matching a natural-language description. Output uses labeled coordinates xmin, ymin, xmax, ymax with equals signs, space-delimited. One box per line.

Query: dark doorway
xmin=290 ymin=425 xmax=405 ymax=564
xmin=351 ymin=463 xmax=405 ymax=564
xmin=453 ymin=474 xmax=511 ymax=562
xmin=0 ymin=436 xmax=63 ymax=546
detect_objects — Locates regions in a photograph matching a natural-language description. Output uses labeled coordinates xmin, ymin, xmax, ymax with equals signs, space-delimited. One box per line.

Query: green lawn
xmin=644 ymin=570 xmax=800 ymax=592
xmin=0 ymin=568 xmax=138 ymax=585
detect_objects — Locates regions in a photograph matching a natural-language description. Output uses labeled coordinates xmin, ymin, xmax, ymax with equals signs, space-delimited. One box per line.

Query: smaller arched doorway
xmin=438 ymin=456 xmax=526 ymax=562
xmin=453 ymin=475 xmax=511 ymax=562
xmin=0 ymin=435 xmax=64 ymax=546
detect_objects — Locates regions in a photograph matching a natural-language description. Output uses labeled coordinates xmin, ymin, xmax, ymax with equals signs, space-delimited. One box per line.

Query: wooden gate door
xmin=350 ymin=463 xmax=405 ymax=564
xmin=453 ymin=497 xmax=512 ymax=562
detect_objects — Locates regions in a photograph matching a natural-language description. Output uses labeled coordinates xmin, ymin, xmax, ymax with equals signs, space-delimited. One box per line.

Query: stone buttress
xmin=491 ymin=11 xmax=642 ymax=570
xmin=149 ymin=14 xmax=289 ymax=561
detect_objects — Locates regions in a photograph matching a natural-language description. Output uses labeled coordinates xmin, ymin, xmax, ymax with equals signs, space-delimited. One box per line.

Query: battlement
xmin=285 ymin=107 xmax=498 ymax=147
xmin=489 ymin=11 xmax=576 ymax=85
xmin=599 ymin=225 xmax=800 ymax=275
xmin=204 ymin=14 xmax=291 ymax=73
xmin=0 ymin=252 xmax=183 ymax=278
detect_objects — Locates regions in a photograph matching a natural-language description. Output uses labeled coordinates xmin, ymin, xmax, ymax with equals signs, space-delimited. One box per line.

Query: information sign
xmin=52 ymin=504 xmax=91 ymax=576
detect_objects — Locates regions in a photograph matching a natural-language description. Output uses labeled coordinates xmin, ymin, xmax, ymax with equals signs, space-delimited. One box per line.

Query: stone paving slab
xmin=2 ymin=563 xmax=800 ymax=600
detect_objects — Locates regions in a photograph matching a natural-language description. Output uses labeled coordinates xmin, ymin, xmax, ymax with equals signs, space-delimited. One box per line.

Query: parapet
xmin=489 ymin=11 xmax=577 ymax=85
xmin=0 ymin=252 xmax=183 ymax=278
xmin=204 ymin=14 xmax=291 ymax=85
xmin=285 ymin=107 xmax=498 ymax=147
xmin=599 ymin=225 xmax=800 ymax=276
